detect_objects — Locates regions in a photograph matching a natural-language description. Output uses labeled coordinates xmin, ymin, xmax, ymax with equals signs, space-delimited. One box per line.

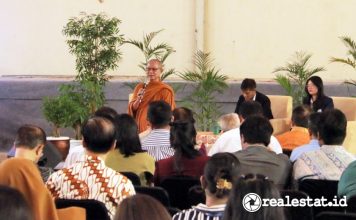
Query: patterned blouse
xmin=46 ymin=155 xmax=135 ymax=218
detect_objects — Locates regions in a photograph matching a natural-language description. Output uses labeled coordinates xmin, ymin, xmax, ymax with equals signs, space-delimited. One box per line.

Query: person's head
xmin=241 ymin=78 xmax=257 ymax=101
xmin=115 ymin=114 xmax=143 ymax=157
xmin=318 ymin=109 xmax=347 ymax=145
xmin=201 ymin=153 xmax=240 ymax=200
xmin=172 ymin=107 xmax=195 ymax=123
xmin=308 ymin=112 xmax=322 ymax=139
xmin=146 ymin=59 xmax=163 ymax=82
xmin=238 ymin=101 xmax=263 ymax=122
xmin=94 ymin=106 xmax=118 ymax=122
xmin=147 ymin=100 xmax=172 ymax=129
xmin=291 ymin=105 xmax=311 ymax=128
xmin=114 ymin=194 xmax=171 ymax=220
xmin=305 ymin=76 xmax=324 ymax=98
xmin=81 ymin=116 xmax=116 ymax=154
xmin=240 ymin=115 xmax=273 ymax=148
xmin=14 ymin=125 xmax=46 ymax=163
xmin=170 ymin=120 xmax=198 ymax=158
xmin=0 ymin=185 xmax=33 ymax=220
xmin=224 ymin=174 xmax=285 ymax=220
xmin=218 ymin=113 xmax=240 ymax=132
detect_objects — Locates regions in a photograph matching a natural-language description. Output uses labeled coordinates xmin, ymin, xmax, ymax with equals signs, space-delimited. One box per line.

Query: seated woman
xmin=154 ymin=115 xmax=210 ymax=185
xmin=0 ymin=158 xmax=84 ymax=220
xmin=106 ymin=114 xmax=155 ymax=186
xmin=173 ymin=152 xmax=240 ymax=220
xmin=303 ymin=76 xmax=334 ymax=112
xmin=0 ymin=185 xmax=32 ymax=220
xmin=224 ymin=174 xmax=285 ymax=220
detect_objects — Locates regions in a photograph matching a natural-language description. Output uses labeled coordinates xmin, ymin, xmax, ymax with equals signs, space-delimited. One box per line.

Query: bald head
xmin=146 ymin=59 xmax=163 ymax=82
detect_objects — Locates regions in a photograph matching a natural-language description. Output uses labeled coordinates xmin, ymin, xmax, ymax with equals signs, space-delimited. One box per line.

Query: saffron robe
xmin=128 ymin=81 xmax=175 ymax=132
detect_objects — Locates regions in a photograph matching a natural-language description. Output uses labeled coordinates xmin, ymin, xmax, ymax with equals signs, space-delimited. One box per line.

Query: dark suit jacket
xmin=234 ymin=146 xmax=292 ymax=189
xmin=234 ymin=91 xmax=274 ymax=119
xmin=302 ymin=96 xmax=334 ymax=112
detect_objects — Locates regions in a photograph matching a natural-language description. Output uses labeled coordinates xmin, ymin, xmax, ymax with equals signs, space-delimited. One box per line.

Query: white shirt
xmin=208 ymin=128 xmax=241 ymax=156
xmin=269 ymin=135 xmax=283 ymax=154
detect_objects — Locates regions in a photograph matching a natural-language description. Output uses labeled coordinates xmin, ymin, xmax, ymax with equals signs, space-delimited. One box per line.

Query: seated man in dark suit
xmin=234 ymin=78 xmax=273 ymax=119
xmin=234 ymin=115 xmax=291 ymax=189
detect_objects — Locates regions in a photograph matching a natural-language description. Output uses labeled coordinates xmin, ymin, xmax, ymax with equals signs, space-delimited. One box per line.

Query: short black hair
xmin=292 ymin=105 xmax=311 ymax=128
xmin=241 ymin=78 xmax=256 ymax=90
xmin=81 ymin=117 xmax=116 ymax=153
xmin=147 ymin=101 xmax=172 ymax=128
xmin=308 ymin=112 xmax=321 ymax=137
xmin=115 ymin=114 xmax=144 ymax=157
xmin=14 ymin=125 xmax=46 ymax=149
xmin=318 ymin=109 xmax=347 ymax=145
xmin=240 ymin=115 xmax=273 ymax=146
xmin=239 ymin=101 xmax=263 ymax=119
xmin=94 ymin=106 xmax=118 ymax=122
xmin=0 ymin=185 xmax=32 ymax=220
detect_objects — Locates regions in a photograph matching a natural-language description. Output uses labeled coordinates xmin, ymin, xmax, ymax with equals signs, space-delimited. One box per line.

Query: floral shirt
xmin=46 ymin=155 xmax=135 ymax=219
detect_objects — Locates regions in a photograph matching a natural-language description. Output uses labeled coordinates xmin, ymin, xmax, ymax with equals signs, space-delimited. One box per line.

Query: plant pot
xmin=47 ymin=136 xmax=70 ymax=161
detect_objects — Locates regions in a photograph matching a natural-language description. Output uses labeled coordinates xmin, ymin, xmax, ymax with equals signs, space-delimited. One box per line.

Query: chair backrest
xmin=298 ymin=179 xmax=342 ymax=215
xmin=343 ymin=121 xmax=356 ymax=155
xmin=315 ymin=211 xmax=356 ymax=220
xmin=331 ymin=96 xmax=356 ymax=121
xmin=134 ymin=186 xmax=170 ymax=207
xmin=267 ymin=95 xmax=293 ymax=119
xmin=280 ymin=190 xmax=313 ymax=220
xmin=120 ymin=171 xmax=141 ymax=186
xmin=55 ymin=199 xmax=110 ymax=220
xmin=159 ymin=175 xmax=201 ymax=209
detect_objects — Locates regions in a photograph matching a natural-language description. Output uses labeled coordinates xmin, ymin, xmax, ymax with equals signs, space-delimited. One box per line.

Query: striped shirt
xmin=141 ymin=129 xmax=174 ymax=161
xmin=173 ymin=203 xmax=226 ymax=220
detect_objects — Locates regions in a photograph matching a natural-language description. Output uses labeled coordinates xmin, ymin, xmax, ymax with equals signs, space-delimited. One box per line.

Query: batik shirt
xmin=46 ymin=155 xmax=135 ymax=218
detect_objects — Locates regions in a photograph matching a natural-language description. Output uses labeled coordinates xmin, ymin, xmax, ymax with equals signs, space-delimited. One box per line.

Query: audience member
xmin=46 ymin=116 xmax=135 ymax=218
xmin=239 ymin=101 xmax=282 ymax=154
xmin=173 ymin=152 xmax=240 ymax=220
xmin=290 ymin=112 xmax=321 ymax=162
xmin=234 ymin=115 xmax=291 ymax=189
xmin=303 ymin=76 xmax=334 ymax=112
xmin=154 ymin=117 xmax=210 ymax=185
xmin=0 ymin=158 xmax=59 ymax=220
xmin=173 ymin=107 xmax=195 ymax=123
xmin=63 ymin=106 xmax=118 ymax=168
xmin=0 ymin=185 xmax=32 ymax=220
xmin=338 ymin=160 xmax=356 ymax=200
xmin=12 ymin=124 xmax=53 ymax=181
xmin=141 ymin=100 xmax=175 ymax=161
xmin=276 ymin=105 xmax=311 ymax=151
xmin=223 ymin=174 xmax=285 ymax=220
xmin=294 ymin=109 xmax=355 ymax=181
xmin=106 ymin=114 xmax=155 ymax=186
xmin=208 ymin=113 xmax=241 ymax=156
xmin=114 ymin=194 xmax=171 ymax=220
xmin=128 ymin=59 xmax=176 ymax=132
xmin=234 ymin=78 xmax=273 ymax=119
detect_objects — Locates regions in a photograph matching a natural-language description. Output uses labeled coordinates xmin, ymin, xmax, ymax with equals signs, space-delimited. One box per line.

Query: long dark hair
xmin=0 ymin=185 xmax=33 ymax=220
xmin=224 ymin=174 xmax=285 ymax=220
xmin=304 ymin=76 xmax=326 ymax=111
xmin=203 ymin=153 xmax=240 ymax=199
xmin=115 ymin=114 xmax=144 ymax=157
xmin=170 ymin=120 xmax=200 ymax=173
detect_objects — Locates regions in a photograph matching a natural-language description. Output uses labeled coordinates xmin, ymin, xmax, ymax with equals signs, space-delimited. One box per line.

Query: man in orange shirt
xmin=128 ymin=59 xmax=175 ymax=133
xmin=276 ymin=105 xmax=311 ymax=151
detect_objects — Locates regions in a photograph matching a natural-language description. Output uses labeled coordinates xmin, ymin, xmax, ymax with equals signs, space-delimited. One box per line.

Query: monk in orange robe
xmin=128 ymin=59 xmax=175 ymax=132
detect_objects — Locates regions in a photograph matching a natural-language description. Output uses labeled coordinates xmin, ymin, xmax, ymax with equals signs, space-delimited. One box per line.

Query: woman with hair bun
xmin=303 ymin=76 xmax=334 ymax=112
xmin=154 ymin=115 xmax=210 ymax=185
xmin=172 ymin=152 xmax=240 ymax=220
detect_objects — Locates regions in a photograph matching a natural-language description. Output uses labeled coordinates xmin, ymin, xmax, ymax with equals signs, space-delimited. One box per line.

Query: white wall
xmin=0 ymin=0 xmax=356 ymax=82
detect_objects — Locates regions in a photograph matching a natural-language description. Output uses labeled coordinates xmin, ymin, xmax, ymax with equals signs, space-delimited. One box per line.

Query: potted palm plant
xmin=178 ymin=50 xmax=228 ymax=131
xmin=274 ymin=51 xmax=325 ymax=107
xmin=330 ymin=36 xmax=356 ymax=94
xmin=42 ymin=12 xmax=124 ymax=158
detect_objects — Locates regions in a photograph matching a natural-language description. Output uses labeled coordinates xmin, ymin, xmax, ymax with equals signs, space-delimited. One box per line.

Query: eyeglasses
xmin=146 ymin=67 xmax=159 ymax=72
